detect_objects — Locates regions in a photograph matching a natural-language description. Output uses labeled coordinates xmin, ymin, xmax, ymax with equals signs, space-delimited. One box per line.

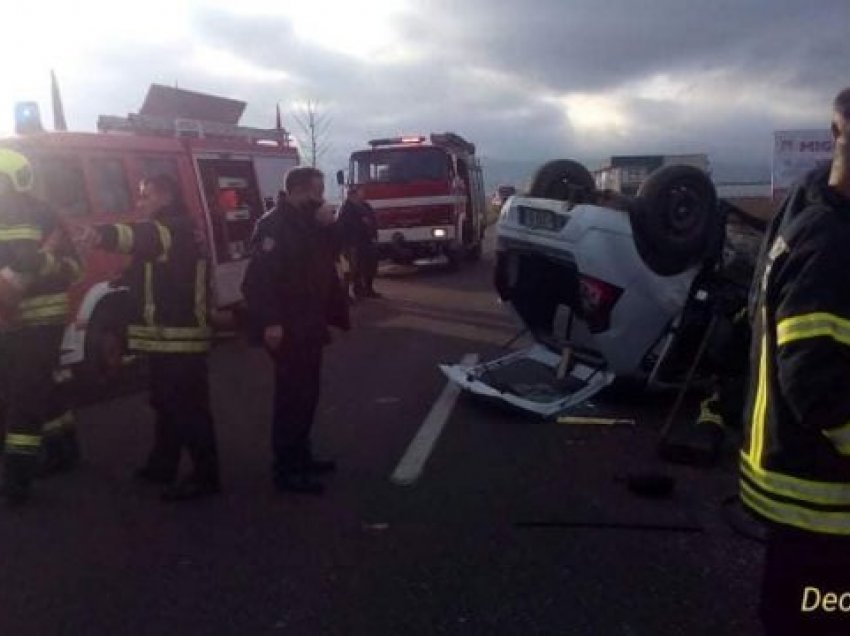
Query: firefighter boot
xmin=659 ymin=395 xmax=726 ymax=467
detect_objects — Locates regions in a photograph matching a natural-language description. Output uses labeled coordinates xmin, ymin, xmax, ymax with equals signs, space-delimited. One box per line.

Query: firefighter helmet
xmin=0 ymin=148 xmax=34 ymax=194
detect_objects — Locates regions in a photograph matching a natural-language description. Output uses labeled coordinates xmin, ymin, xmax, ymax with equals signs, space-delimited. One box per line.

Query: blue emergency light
xmin=14 ymin=102 xmax=44 ymax=135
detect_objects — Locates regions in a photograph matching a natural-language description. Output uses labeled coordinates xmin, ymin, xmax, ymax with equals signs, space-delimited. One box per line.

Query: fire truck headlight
xmin=432 ymin=228 xmax=448 ymax=238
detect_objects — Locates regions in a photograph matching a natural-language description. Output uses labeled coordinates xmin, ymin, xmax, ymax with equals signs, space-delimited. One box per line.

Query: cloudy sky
xmin=1 ymin=0 xmax=847 ymax=185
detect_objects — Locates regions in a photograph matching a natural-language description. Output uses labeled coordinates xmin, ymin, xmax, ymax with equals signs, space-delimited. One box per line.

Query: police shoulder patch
xmin=261 ymin=237 xmax=276 ymax=252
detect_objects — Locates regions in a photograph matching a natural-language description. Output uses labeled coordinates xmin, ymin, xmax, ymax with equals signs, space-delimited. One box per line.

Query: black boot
xmin=161 ymin=474 xmax=221 ymax=502
xmin=2 ymin=454 xmax=36 ymax=507
xmin=274 ymin=471 xmax=325 ymax=495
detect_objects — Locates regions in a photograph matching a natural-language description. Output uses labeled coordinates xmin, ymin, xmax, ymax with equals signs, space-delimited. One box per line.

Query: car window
xmin=91 ymin=157 xmax=132 ymax=215
xmin=35 ymin=155 xmax=91 ymax=217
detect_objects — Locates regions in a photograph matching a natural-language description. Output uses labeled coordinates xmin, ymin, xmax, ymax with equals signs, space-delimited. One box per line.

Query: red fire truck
xmin=0 ymin=85 xmax=299 ymax=380
xmin=338 ymin=133 xmax=487 ymax=268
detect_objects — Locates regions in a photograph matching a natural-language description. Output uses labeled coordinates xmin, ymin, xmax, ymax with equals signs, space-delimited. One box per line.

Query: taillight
xmin=578 ymin=274 xmax=622 ymax=333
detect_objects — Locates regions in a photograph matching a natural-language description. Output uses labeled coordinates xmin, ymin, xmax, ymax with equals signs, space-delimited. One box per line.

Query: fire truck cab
xmin=339 ymin=133 xmax=487 ymax=268
xmin=0 ymin=85 xmax=299 ymax=378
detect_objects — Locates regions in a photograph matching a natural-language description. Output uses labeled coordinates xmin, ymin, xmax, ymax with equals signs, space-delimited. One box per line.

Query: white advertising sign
xmin=772 ymin=130 xmax=833 ymax=200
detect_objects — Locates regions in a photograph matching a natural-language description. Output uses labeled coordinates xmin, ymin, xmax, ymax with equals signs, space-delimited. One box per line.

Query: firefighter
xmin=338 ymin=184 xmax=381 ymax=300
xmin=741 ymin=88 xmax=850 ymax=634
xmin=242 ymin=167 xmax=349 ymax=495
xmin=0 ymin=148 xmax=82 ymax=506
xmin=76 ymin=174 xmax=220 ymax=502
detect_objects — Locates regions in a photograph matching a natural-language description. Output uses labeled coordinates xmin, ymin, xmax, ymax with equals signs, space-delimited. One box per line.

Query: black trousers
xmin=761 ymin=526 xmax=850 ymax=635
xmin=145 ymin=353 xmax=219 ymax=484
xmin=348 ymin=242 xmax=378 ymax=295
xmin=0 ymin=325 xmax=64 ymax=489
xmin=271 ymin=341 xmax=324 ymax=475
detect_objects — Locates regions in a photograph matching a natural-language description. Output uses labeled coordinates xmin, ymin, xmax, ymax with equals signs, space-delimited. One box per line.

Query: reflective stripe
xmin=698 ymin=397 xmax=725 ymax=428
xmin=749 ymin=326 xmax=769 ymax=465
xmin=18 ymin=293 xmax=68 ymax=322
xmin=154 ymin=222 xmax=172 ymax=262
xmin=741 ymin=479 xmax=850 ymax=535
xmin=740 ymin=452 xmax=850 ymax=506
xmin=128 ymin=338 xmax=210 ymax=354
xmin=5 ymin=433 xmax=42 ymax=454
xmin=777 ymin=312 xmax=850 ymax=347
xmin=823 ymin=421 xmax=850 ymax=456
xmin=195 ymin=261 xmax=208 ymax=329
xmin=143 ymin=263 xmax=154 ymax=325
xmin=127 ymin=324 xmax=211 ymax=341
xmin=39 ymin=252 xmax=58 ymax=276
xmin=114 ymin=223 xmax=134 ymax=253
xmin=0 ymin=225 xmax=42 ymax=242
xmin=19 ymin=293 xmax=68 ymax=310
xmin=43 ymin=411 xmax=74 ymax=435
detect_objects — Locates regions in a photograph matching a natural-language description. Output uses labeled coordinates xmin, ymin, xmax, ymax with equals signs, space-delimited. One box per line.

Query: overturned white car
xmin=442 ymin=159 xmax=762 ymax=417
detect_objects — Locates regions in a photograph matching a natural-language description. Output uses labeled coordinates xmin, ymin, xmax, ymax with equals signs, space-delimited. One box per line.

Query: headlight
xmin=432 ymin=228 xmax=447 ymax=238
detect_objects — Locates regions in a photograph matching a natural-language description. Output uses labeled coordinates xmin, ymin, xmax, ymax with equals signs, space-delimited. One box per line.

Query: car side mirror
xmin=336 ymin=170 xmax=345 ymax=186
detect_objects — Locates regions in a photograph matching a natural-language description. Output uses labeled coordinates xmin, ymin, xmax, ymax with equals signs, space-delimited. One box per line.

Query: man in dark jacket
xmin=77 ymin=174 xmax=219 ymax=502
xmin=742 ymin=88 xmax=850 ymax=634
xmin=242 ymin=167 xmax=349 ymax=495
xmin=338 ymin=185 xmax=380 ymax=299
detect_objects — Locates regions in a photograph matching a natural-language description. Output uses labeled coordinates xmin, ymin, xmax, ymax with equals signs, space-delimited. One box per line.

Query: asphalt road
xmin=0 ymin=236 xmax=764 ymax=635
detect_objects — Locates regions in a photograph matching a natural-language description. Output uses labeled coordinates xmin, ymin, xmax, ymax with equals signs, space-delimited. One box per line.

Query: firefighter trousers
xmin=145 ymin=353 xmax=219 ymax=485
xmin=347 ymin=242 xmax=379 ymax=295
xmin=0 ymin=325 xmax=64 ymax=493
xmin=271 ymin=341 xmax=324 ymax=476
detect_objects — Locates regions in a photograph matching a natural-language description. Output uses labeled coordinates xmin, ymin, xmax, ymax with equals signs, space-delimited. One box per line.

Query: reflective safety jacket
xmin=741 ymin=165 xmax=850 ymax=535
xmin=0 ymin=192 xmax=81 ymax=330
xmin=95 ymin=206 xmax=211 ymax=355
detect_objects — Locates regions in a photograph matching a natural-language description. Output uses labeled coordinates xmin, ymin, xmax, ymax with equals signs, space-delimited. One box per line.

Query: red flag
xmin=51 ymin=70 xmax=68 ymax=131
xmin=275 ymin=103 xmax=282 ymax=130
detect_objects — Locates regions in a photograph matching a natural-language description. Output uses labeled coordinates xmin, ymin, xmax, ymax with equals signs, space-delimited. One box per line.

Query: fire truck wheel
xmin=528 ymin=159 xmax=596 ymax=203
xmin=83 ymin=299 xmax=128 ymax=384
xmin=630 ymin=165 xmax=723 ymax=276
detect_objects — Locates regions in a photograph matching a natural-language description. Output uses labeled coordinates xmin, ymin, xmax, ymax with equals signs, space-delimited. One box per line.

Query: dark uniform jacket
xmin=337 ymin=199 xmax=378 ymax=247
xmin=96 ymin=205 xmax=211 ymax=354
xmin=741 ymin=164 xmax=850 ymax=535
xmin=0 ymin=192 xmax=81 ymax=330
xmin=242 ymin=199 xmax=349 ymax=347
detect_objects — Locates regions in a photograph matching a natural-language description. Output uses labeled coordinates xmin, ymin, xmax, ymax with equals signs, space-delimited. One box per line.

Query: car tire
xmin=631 ymin=165 xmax=723 ymax=276
xmin=528 ymin=159 xmax=596 ymax=203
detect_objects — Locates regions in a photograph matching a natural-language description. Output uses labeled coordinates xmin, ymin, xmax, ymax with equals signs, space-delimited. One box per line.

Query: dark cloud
xmin=52 ymin=1 xmax=850 ymax=190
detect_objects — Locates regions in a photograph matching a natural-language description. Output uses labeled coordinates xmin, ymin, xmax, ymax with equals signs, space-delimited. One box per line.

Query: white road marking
xmin=391 ymin=353 xmax=479 ymax=486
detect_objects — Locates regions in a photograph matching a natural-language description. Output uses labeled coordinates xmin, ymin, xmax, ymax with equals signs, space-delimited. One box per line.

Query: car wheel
xmin=528 ymin=159 xmax=596 ymax=203
xmin=631 ymin=165 xmax=723 ymax=276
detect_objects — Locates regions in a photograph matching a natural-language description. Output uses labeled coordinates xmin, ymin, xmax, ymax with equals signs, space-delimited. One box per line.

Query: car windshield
xmin=351 ymin=148 xmax=449 ymax=184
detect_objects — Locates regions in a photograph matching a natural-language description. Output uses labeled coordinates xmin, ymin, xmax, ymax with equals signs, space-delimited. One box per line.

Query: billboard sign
xmin=772 ymin=130 xmax=833 ymax=200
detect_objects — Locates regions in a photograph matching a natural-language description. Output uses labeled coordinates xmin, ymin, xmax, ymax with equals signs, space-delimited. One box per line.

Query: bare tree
xmin=292 ymin=100 xmax=332 ymax=168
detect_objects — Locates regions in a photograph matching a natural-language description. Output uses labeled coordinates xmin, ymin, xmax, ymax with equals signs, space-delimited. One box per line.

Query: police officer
xmin=0 ymin=148 xmax=82 ymax=506
xmin=742 ymin=88 xmax=850 ymax=634
xmin=338 ymin=184 xmax=381 ymax=299
xmin=242 ymin=167 xmax=349 ymax=495
xmin=77 ymin=174 xmax=219 ymax=501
